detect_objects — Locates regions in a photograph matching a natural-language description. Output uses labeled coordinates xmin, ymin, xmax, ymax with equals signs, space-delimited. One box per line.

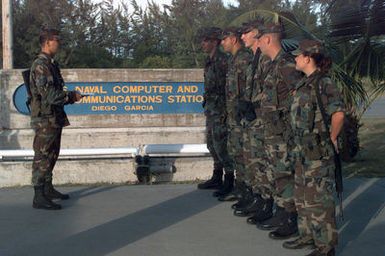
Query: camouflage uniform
xmin=242 ymin=51 xmax=260 ymax=187
xmin=247 ymin=54 xmax=275 ymax=199
xmin=204 ymin=48 xmax=233 ymax=173
xmin=290 ymin=70 xmax=343 ymax=252
xmin=225 ymin=47 xmax=253 ymax=181
xmin=257 ymin=49 xmax=302 ymax=213
xmin=30 ymin=52 xmax=77 ymax=186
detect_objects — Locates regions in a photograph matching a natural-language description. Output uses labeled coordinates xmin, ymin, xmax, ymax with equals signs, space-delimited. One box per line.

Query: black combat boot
xmin=233 ymin=194 xmax=263 ymax=217
xmin=197 ymin=169 xmax=223 ymax=190
xmin=283 ymin=236 xmax=315 ymax=249
xmin=306 ymin=247 xmax=335 ymax=256
xmin=256 ymin=206 xmax=287 ymax=230
xmin=268 ymin=211 xmax=298 ymax=240
xmin=230 ymin=180 xmax=245 ymax=199
xmin=44 ymin=181 xmax=70 ymax=200
xmin=246 ymin=198 xmax=274 ymax=224
xmin=33 ymin=185 xmax=62 ymax=210
xmin=218 ymin=179 xmax=244 ymax=202
xmin=217 ymin=191 xmax=238 ymax=201
xmin=231 ymin=185 xmax=254 ymax=210
xmin=212 ymin=172 xmax=234 ymax=198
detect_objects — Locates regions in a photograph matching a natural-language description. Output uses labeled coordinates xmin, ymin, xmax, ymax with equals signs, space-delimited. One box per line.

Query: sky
xmin=93 ymin=0 xmax=239 ymax=10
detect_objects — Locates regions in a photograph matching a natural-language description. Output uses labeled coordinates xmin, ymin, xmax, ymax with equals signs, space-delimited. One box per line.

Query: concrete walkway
xmin=0 ymin=178 xmax=385 ymax=256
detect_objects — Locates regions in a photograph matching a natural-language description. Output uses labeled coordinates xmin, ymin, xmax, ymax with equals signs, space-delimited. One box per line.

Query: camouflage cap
xmin=220 ymin=27 xmax=242 ymax=40
xmin=254 ymin=22 xmax=282 ymax=38
xmin=240 ymin=18 xmax=264 ymax=34
xmin=292 ymin=39 xmax=326 ymax=56
xmin=198 ymin=27 xmax=223 ymax=41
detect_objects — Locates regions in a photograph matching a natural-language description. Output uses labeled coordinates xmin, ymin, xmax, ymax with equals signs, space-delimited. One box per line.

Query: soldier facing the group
xmin=29 ymin=27 xmax=83 ymax=210
xmin=198 ymin=18 xmax=344 ymax=256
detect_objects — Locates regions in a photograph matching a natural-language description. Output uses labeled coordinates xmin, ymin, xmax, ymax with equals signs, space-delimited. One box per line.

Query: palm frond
xmin=229 ymin=9 xmax=319 ymax=41
xmin=339 ymin=39 xmax=385 ymax=82
xmin=330 ymin=64 xmax=368 ymax=110
xmin=281 ymin=38 xmax=299 ymax=52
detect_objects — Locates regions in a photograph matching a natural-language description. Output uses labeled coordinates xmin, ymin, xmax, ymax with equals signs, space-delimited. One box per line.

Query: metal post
xmin=2 ymin=0 xmax=14 ymax=69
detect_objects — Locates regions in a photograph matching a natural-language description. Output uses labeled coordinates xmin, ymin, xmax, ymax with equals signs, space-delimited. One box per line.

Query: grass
xmin=344 ymin=118 xmax=385 ymax=178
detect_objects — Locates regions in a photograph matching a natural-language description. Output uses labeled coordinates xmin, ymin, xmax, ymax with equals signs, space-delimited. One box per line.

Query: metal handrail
xmin=0 ymin=144 xmax=210 ymax=161
xmin=143 ymin=144 xmax=210 ymax=155
xmin=0 ymin=148 xmax=138 ymax=160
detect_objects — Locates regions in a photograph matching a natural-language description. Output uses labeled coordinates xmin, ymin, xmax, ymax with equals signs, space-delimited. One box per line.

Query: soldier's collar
xmin=295 ymin=76 xmax=307 ymax=90
xmin=39 ymin=52 xmax=55 ymax=64
xmin=232 ymin=46 xmax=247 ymax=60
xmin=307 ymin=69 xmax=322 ymax=79
xmin=295 ymin=70 xmax=321 ymax=90
xmin=211 ymin=47 xmax=221 ymax=60
xmin=270 ymin=48 xmax=285 ymax=63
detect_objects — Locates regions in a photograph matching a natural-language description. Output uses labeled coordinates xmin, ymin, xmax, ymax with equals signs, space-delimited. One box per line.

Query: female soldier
xmin=283 ymin=40 xmax=345 ymax=256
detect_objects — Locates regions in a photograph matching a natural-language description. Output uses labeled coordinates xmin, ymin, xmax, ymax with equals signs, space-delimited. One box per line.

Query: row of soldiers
xmin=197 ymin=19 xmax=345 ymax=256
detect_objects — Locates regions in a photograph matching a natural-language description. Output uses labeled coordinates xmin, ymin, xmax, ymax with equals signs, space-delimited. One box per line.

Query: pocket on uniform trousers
xmin=303 ymin=157 xmax=334 ymax=179
xmin=312 ymin=177 xmax=335 ymax=205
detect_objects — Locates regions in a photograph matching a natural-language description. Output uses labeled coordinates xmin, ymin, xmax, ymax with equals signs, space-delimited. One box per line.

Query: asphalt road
xmin=1 ymin=178 xmax=385 ymax=256
xmin=364 ymin=97 xmax=385 ymax=117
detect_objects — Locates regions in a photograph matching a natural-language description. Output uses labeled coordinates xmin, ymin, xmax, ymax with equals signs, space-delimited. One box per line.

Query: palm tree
xmin=328 ymin=0 xmax=385 ymax=117
xmin=326 ymin=0 xmax=385 ymax=161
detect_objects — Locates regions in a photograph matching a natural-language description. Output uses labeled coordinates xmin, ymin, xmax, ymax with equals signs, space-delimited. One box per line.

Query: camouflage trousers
xmin=293 ymin=141 xmax=338 ymax=251
xmin=206 ymin=115 xmax=233 ymax=173
xmin=264 ymin=132 xmax=296 ymax=212
xmin=241 ymin=126 xmax=252 ymax=186
xmin=227 ymin=125 xmax=245 ymax=179
xmin=32 ymin=126 xmax=62 ymax=186
xmin=243 ymin=121 xmax=274 ymax=199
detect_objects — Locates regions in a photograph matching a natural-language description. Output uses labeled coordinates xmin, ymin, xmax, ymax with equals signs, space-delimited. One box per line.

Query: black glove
xmin=244 ymin=109 xmax=257 ymax=122
xmin=67 ymin=91 xmax=77 ymax=104
xmin=238 ymin=100 xmax=256 ymax=122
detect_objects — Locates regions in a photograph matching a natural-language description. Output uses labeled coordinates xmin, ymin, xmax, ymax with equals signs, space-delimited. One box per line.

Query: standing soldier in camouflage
xmin=197 ymin=27 xmax=233 ymax=191
xmin=233 ymin=20 xmax=276 ymax=224
xmin=283 ymin=40 xmax=344 ymax=256
xmin=232 ymin=20 xmax=261 ymax=216
xmin=253 ymin=23 xmax=303 ymax=239
xmin=214 ymin=27 xmax=253 ymax=201
xmin=230 ymin=20 xmax=261 ymax=212
xmin=30 ymin=27 xmax=82 ymax=210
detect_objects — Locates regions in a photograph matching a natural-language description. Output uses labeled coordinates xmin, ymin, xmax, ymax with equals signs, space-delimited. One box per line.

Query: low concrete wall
xmin=0 ymin=157 xmax=213 ymax=187
xmin=0 ymin=69 xmax=213 ymax=187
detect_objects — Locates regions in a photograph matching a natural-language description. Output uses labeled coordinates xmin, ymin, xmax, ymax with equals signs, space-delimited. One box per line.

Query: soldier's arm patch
xmin=34 ymin=63 xmax=51 ymax=93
